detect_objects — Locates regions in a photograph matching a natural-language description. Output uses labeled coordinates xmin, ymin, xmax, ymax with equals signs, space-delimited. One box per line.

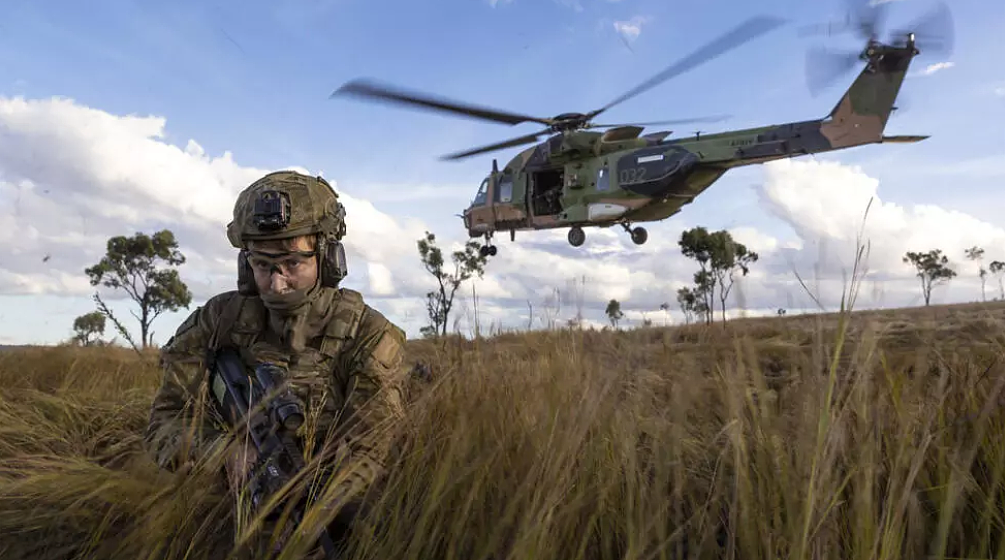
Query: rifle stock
xmin=208 ymin=346 xmax=339 ymax=559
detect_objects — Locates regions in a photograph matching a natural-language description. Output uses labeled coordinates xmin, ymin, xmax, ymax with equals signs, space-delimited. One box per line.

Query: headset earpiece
xmin=319 ymin=239 xmax=347 ymax=287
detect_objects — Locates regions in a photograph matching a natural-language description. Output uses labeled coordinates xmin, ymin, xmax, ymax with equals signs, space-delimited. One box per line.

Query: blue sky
xmin=0 ymin=0 xmax=1002 ymax=345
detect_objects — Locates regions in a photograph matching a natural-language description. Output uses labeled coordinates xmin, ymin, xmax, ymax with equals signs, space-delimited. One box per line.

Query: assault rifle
xmin=208 ymin=346 xmax=339 ymax=559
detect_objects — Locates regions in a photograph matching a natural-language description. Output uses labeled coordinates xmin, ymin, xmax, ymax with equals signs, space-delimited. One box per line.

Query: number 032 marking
xmin=619 ymin=167 xmax=647 ymax=184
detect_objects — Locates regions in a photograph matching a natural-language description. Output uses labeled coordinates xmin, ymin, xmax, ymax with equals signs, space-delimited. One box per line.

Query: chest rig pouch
xmin=206 ymin=289 xmax=369 ymax=444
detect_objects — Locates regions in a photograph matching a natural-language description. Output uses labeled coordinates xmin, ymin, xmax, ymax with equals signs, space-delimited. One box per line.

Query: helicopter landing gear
xmin=568 ymin=226 xmax=585 ymax=247
xmin=479 ymin=233 xmax=497 ymax=257
xmin=621 ymin=222 xmax=648 ymax=245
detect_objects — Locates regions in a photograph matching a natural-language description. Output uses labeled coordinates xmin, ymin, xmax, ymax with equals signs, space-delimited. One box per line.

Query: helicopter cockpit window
xmin=472 ymin=178 xmax=489 ymax=206
xmin=497 ymin=174 xmax=513 ymax=203
xmin=597 ymin=167 xmax=610 ymax=191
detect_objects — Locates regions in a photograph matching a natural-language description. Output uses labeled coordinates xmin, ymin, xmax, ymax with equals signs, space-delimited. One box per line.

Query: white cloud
xmin=613 ymin=16 xmax=651 ymax=43
xmin=911 ymin=61 xmax=954 ymax=77
xmin=923 ymin=61 xmax=954 ymax=75
xmin=366 ymin=262 xmax=395 ymax=296
xmin=1 ymin=95 xmax=1002 ymax=343
xmin=728 ymin=226 xmax=780 ymax=255
xmin=0 ymin=95 xmax=431 ymax=306
xmin=757 ymin=158 xmax=1005 ymax=297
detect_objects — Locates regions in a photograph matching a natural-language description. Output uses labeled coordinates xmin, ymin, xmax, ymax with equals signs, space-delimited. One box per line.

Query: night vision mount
xmin=253 ymin=190 xmax=292 ymax=232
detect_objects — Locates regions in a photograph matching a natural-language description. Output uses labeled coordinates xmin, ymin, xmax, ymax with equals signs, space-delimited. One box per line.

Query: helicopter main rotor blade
xmin=439 ymin=130 xmax=548 ymax=161
xmin=797 ymin=19 xmax=852 ymax=39
xmin=331 ymin=79 xmax=555 ymax=127
xmin=806 ymin=46 xmax=861 ymax=96
xmin=588 ymin=115 xmax=733 ymax=128
xmin=587 ymin=14 xmax=787 ymax=120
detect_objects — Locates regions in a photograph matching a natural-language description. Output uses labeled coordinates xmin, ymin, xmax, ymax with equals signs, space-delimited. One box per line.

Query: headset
xmin=235 ymin=184 xmax=348 ymax=296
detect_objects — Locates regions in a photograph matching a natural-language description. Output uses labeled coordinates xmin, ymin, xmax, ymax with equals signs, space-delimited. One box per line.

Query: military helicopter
xmin=333 ymin=1 xmax=952 ymax=257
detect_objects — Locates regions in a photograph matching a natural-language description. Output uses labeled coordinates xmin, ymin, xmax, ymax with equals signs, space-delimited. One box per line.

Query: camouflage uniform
xmin=142 ymin=171 xmax=408 ymax=556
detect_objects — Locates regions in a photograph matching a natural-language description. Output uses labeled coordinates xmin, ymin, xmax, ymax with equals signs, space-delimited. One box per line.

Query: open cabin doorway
xmin=529 ymin=167 xmax=564 ymax=217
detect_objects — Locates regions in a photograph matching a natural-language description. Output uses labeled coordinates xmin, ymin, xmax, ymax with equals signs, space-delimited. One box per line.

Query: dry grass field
xmin=2 ymin=295 xmax=1005 ymax=560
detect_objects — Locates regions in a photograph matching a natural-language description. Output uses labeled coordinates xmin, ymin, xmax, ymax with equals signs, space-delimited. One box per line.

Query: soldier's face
xmin=247 ymin=236 xmax=319 ymax=295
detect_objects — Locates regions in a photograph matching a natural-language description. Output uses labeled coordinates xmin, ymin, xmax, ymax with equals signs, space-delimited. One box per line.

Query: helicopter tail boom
xmin=682 ymin=34 xmax=922 ymax=169
xmin=815 ymin=42 xmax=915 ymax=151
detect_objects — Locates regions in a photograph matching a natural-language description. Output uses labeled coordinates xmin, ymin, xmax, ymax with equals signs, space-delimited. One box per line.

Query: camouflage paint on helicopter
xmin=461 ymin=31 xmax=926 ymax=253
xmin=333 ymin=2 xmax=950 ymax=254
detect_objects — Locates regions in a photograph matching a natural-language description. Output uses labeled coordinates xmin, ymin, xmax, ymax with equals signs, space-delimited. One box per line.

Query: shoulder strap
xmin=208 ymin=294 xmax=247 ymax=352
xmin=319 ymin=288 xmax=368 ymax=357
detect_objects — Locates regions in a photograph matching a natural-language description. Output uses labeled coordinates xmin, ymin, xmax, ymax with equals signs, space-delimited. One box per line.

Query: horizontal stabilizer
xmin=881 ymin=135 xmax=930 ymax=143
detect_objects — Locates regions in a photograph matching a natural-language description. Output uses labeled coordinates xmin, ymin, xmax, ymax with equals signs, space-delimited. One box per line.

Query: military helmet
xmin=227 ymin=170 xmax=346 ymax=249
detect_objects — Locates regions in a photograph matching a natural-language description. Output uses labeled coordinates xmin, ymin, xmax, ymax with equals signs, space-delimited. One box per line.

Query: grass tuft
xmin=3 ymin=293 xmax=1005 ymax=558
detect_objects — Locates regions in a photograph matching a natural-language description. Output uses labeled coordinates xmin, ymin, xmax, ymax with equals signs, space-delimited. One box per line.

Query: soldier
xmin=142 ymin=170 xmax=408 ymax=556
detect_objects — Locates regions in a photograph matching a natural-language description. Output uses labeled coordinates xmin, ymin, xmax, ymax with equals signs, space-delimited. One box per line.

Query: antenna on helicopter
xmin=492 ymin=159 xmax=498 ymax=173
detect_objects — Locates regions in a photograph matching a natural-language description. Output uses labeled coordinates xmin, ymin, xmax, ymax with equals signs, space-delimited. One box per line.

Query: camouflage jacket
xmin=142 ymin=286 xmax=407 ymax=499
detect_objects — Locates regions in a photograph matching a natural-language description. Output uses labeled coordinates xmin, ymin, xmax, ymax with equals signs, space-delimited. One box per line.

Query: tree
xmin=965 ymin=246 xmax=988 ymax=301
xmin=903 ymin=249 xmax=957 ymax=306
xmin=692 ymin=269 xmax=716 ymax=324
xmin=678 ymin=227 xmax=717 ymax=321
xmin=605 ymin=299 xmax=624 ymax=328
xmin=676 ymin=285 xmax=708 ymax=325
xmin=659 ymin=302 xmax=672 ymax=326
xmin=72 ymin=311 xmax=106 ymax=346
xmin=85 ymin=230 xmax=193 ymax=349
xmin=678 ymin=227 xmax=758 ymax=323
xmin=991 ymin=260 xmax=1005 ymax=300
xmin=709 ymin=231 xmax=758 ymax=322
xmin=417 ymin=231 xmax=489 ymax=337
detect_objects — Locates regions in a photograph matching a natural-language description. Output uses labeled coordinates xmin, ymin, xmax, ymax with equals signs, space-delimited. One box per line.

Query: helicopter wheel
xmin=568 ymin=226 xmax=585 ymax=247
xmin=630 ymin=226 xmax=648 ymax=245
xmin=479 ymin=232 xmax=497 ymax=257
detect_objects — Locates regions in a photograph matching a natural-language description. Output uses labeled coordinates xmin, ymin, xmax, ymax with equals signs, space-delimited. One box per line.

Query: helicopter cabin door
xmin=527 ymin=166 xmax=564 ymax=222
xmin=491 ymin=172 xmax=527 ymax=229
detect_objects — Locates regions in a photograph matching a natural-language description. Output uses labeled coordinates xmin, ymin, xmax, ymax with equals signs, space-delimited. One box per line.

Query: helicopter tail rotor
xmin=802 ymin=0 xmax=954 ymax=97
xmin=798 ymin=0 xmax=889 ymax=41
xmin=888 ymin=2 xmax=954 ymax=56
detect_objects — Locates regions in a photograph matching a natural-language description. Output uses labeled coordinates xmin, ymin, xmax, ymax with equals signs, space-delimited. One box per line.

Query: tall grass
xmin=2 ymin=293 xmax=1005 ymax=559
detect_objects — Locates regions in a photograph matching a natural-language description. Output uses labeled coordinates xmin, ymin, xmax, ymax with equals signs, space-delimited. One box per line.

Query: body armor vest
xmin=206 ymin=288 xmax=368 ymax=453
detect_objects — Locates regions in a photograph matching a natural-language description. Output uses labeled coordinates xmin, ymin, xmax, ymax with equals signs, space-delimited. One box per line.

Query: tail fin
xmin=819 ymin=46 xmax=916 ymax=149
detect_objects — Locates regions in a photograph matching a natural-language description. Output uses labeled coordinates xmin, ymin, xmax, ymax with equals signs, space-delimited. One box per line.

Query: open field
xmin=2 ymin=298 xmax=1005 ymax=560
